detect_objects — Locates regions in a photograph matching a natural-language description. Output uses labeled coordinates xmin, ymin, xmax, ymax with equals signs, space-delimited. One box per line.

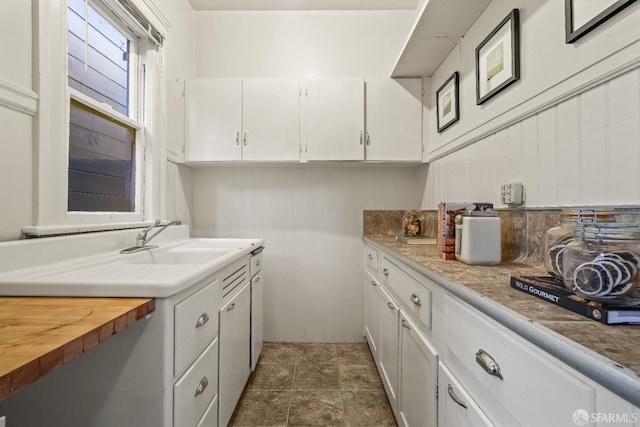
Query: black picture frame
xmin=436 ymin=71 xmax=460 ymax=133
xmin=565 ymin=0 xmax=636 ymax=43
xmin=475 ymin=9 xmax=520 ymax=105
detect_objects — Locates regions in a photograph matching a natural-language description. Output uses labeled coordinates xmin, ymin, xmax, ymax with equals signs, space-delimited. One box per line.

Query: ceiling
xmin=188 ymin=0 xmax=421 ymax=11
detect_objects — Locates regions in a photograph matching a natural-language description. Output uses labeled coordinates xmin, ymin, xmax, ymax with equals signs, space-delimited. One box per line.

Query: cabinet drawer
xmin=250 ymin=250 xmax=263 ymax=278
xmin=365 ymin=244 xmax=378 ymax=273
xmin=174 ymin=338 xmax=218 ymax=427
xmin=442 ymin=295 xmax=596 ymax=427
xmin=380 ymin=257 xmax=432 ymax=330
xmin=175 ymin=281 xmax=219 ymax=376
xmin=438 ymin=362 xmax=495 ymax=427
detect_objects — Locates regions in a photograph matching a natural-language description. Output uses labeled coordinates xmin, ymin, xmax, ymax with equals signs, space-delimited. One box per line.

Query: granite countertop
xmin=364 ymin=235 xmax=640 ymax=405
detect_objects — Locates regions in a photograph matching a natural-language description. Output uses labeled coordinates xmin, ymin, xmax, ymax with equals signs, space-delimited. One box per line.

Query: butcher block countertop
xmin=0 ymin=297 xmax=154 ymax=401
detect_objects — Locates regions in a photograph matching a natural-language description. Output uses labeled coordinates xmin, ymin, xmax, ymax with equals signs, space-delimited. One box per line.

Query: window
xmin=66 ymin=0 xmax=141 ymax=212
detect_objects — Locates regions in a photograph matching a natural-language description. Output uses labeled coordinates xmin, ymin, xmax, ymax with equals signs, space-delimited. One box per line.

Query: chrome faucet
xmin=120 ymin=219 xmax=182 ymax=254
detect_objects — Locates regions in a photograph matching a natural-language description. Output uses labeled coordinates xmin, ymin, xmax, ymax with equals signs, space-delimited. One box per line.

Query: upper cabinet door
xmin=305 ymin=78 xmax=365 ymax=161
xmin=365 ymin=78 xmax=422 ymax=161
xmin=242 ymin=79 xmax=300 ymax=161
xmin=185 ymin=79 xmax=242 ymax=161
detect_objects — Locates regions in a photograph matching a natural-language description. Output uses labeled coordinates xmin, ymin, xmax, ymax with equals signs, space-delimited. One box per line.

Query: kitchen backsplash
xmin=364 ymin=209 xmax=640 ymax=267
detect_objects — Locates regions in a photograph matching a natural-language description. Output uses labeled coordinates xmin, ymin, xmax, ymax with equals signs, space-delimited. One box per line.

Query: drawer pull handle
xmin=409 ymin=293 xmax=421 ymax=306
xmin=195 ymin=313 xmax=210 ymax=328
xmin=401 ymin=319 xmax=411 ymax=330
xmin=382 ymin=268 xmax=389 ymax=277
xmin=194 ymin=376 xmax=209 ymax=397
xmin=370 ymin=280 xmax=377 ymax=287
xmin=226 ymin=303 xmax=236 ymax=312
xmin=475 ymin=349 xmax=504 ymax=380
xmin=447 ymin=384 xmax=467 ymax=409
xmin=387 ymin=302 xmax=395 ymax=310
xmin=368 ymin=254 xmax=373 ymax=260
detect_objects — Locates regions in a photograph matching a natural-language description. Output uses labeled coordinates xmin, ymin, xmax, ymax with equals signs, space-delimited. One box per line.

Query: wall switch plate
xmin=501 ymin=182 xmax=523 ymax=205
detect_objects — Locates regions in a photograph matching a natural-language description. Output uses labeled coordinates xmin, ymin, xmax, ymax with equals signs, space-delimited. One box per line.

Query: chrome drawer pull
xmin=368 ymin=254 xmax=373 ymax=260
xmin=382 ymin=268 xmax=389 ymax=276
xmin=409 ymin=293 xmax=421 ymax=306
xmin=226 ymin=303 xmax=236 ymax=312
xmin=401 ymin=319 xmax=411 ymax=330
xmin=387 ymin=302 xmax=395 ymax=310
xmin=370 ymin=280 xmax=377 ymax=287
xmin=195 ymin=313 xmax=210 ymax=328
xmin=256 ymin=259 xmax=261 ymax=266
xmin=475 ymin=349 xmax=504 ymax=380
xmin=194 ymin=376 xmax=209 ymax=397
xmin=447 ymin=384 xmax=467 ymax=409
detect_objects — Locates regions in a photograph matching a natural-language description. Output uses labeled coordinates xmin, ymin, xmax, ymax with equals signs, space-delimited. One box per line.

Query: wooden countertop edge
xmin=0 ymin=297 xmax=155 ymax=401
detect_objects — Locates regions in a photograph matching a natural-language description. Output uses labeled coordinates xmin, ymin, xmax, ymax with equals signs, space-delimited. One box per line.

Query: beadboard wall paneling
xmin=191 ymin=166 xmax=420 ymax=342
xmin=419 ymin=68 xmax=640 ymax=209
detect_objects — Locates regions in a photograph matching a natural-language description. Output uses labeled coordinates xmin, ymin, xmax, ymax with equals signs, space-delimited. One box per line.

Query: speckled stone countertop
xmin=365 ymin=235 xmax=640 ymax=406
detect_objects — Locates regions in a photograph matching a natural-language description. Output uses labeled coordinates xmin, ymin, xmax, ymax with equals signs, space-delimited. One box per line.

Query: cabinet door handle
xmin=226 ymin=303 xmax=236 ymax=312
xmin=235 ymin=131 xmax=240 ymax=146
xmin=243 ymin=131 xmax=247 ymax=146
xmin=367 ymin=254 xmax=373 ymax=260
xmin=382 ymin=268 xmax=389 ymax=277
xmin=256 ymin=259 xmax=261 ymax=266
xmin=195 ymin=312 xmax=210 ymax=328
xmin=194 ymin=376 xmax=209 ymax=397
xmin=401 ymin=319 xmax=411 ymax=330
xmin=475 ymin=349 xmax=504 ymax=380
xmin=447 ymin=384 xmax=468 ymax=409
xmin=359 ymin=131 xmax=363 ymax=145
xmin=254 ymin=277 xmax=260 ymax=283
xmin=410 ymin=293 xmax=421 ymax=307
xmin=366 ymin=132 xmax=370 ymax=146
xmin=387 ymin=302 xmax=395 ymax=310
xmin=370 ymin=280 xmax=377 ymax=287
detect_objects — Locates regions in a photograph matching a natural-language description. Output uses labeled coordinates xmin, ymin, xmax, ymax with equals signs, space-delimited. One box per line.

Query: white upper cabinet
xmin=185 ymin=78 xmax=301 ymax=162
xmin=242 ymin=78 xmax=301 ymax=161
xmin=185 ymin=78 xmax=242 ymax=161
xmin=304 ymin=77 xmax=366 ymax=161
xmin=365 ymin=78 xmax=422 ymax=161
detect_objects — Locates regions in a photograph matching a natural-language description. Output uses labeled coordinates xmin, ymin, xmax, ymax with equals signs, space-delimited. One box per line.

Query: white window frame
xmin=29 ymin=0 xmax=167 ymax=236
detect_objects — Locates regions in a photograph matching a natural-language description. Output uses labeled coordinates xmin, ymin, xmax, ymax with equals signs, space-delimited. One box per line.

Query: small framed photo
xmin=475 ymin=9 xmax=520 ymax=105
xmin=436 ymin=72 xmax=459 ymax=132
xmin=565 ymin=0 xmax=636 ymax=43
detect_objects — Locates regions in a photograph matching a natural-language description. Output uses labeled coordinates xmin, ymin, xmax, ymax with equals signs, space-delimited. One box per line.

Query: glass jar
xmin=544 ymin=209 xmax=616 ymax=279
xmin=402 ymin=210 xmax=425 ymax=237
xmin=562 ymin=223 xmax=640 ymax=300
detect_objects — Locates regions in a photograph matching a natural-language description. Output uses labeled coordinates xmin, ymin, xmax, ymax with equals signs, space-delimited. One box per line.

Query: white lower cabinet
xmin=438 ymin=363 xmax=494 ymax=427
xmin=379 ymin=287 xmax=400 ymax=416
xmin=398 ymin=312 xmax=438 ymax=427
xmin=218 ymin=281 xmax=251 ymax=427
xmin=364 ymin=271 xmax=381 ymax=359
xmin=251 ymin=269 xmax=264 ymax=371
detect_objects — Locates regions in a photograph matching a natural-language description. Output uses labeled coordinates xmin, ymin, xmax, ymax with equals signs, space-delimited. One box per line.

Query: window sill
xmin=21 ymin=221 xmax=155 ymax=238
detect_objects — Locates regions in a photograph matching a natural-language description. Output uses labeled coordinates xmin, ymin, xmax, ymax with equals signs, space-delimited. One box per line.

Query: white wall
xmin=191 ymin=166 xmax=420 ymax=342
xmin=421 ymin=0 xmax=640 ymax=209
xmin=194 ymin=10 xmax=415 ymax=77
xmin=189 ymin=10 xmax=420 ymax=342
xmin=0 ymin=1 xmax=34 ymax=241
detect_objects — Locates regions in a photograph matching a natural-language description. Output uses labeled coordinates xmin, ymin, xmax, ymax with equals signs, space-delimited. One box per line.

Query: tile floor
xmin=229 ymin=342 xmax=398 ymax=427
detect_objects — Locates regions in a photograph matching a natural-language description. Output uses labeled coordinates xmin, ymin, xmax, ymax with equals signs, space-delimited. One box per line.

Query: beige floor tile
xmin=343 ymin=390 xmax=397 ymax=427
xmin=297 ymin=343 xmax=338 ymax=365
xmin=246 ymin=364 xmax=296 ymax=391
xmin=259 ymin=342 xmax=300 ymax=365
xmin=287 ymin=391 xmax=345 ymax=426
xmin=293 ymin=364 xmax=340 ymax=390
xmin=230 ymin=390 xmax=291 ymax=427
xmin=336 ymin=343 xmax=374 ymax=366
xmin=339 ymin=364 xmax=384 ymax=390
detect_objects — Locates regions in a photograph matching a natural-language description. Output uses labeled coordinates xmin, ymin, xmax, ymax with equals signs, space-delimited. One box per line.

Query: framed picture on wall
xmin=565 ymin=0 xmax=637 ymax=43
xmin=475 ymin=9 xmax=520 ymax=105
xmin=436 ymin=72 xmax=459 ymax=132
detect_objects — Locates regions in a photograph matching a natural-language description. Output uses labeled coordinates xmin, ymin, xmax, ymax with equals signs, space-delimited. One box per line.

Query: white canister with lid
xmin=454 ymin=211 xmax=501 ymax=265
